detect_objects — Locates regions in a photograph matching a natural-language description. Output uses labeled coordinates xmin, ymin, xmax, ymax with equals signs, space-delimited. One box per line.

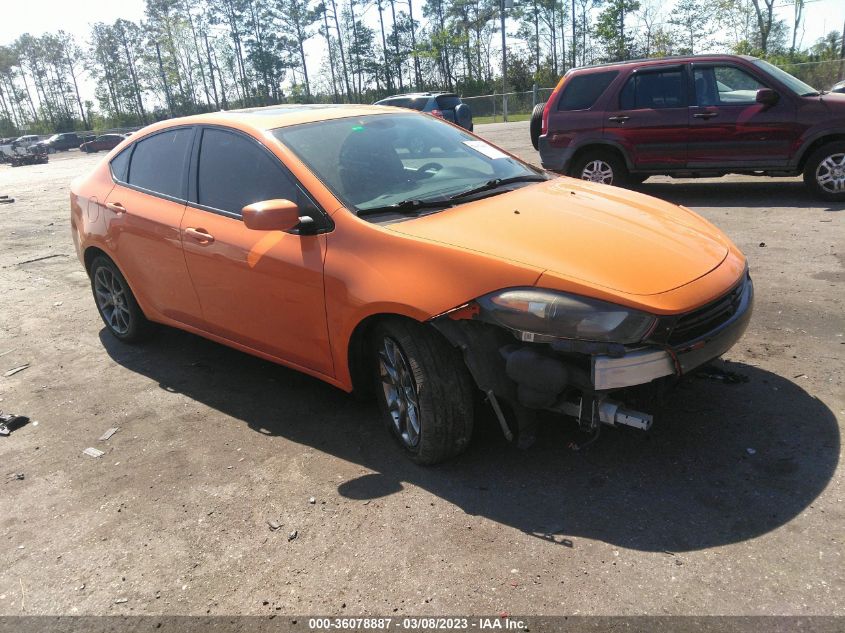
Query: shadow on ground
xmin=101 ymin=326 xmax=839 ymax=553
xmin=639 ymin=179 xmax=845 ymax=211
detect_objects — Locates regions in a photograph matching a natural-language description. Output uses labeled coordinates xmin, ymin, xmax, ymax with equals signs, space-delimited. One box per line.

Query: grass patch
xmin=473 ymin=113 xmax=532 ymax=125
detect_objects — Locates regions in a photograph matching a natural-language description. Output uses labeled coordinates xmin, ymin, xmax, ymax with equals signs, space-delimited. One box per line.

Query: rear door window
xmin=557 ymin=71 xmax=618 ymax=111
xmin=127 ymin=128 xmax=193 ymax=199
xmin=619 ymin=69 xmax=686 ymax=109
xmin=195 ymin=128 xmax=300 ymax=216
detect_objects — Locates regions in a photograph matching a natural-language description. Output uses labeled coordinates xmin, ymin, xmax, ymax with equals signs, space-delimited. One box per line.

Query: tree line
xmin=1 ymin=0 xmax=843 ymax=136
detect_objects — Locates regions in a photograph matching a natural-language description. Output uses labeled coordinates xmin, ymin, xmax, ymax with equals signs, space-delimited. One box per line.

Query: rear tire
xmin=530 ymin=102 xmax=545 ymax=150
xmin=803 ymin=142 xmax=845 ymax=201
xmin=572 ymin=149 xmax=630 ymax=187
xmin=90 ymin=256 xmax=151 ymax=343
xmin=372 ymin=319 xmax=474 ymax=465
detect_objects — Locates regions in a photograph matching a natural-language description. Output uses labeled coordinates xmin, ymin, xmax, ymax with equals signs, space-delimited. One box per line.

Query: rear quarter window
xmin=557 ymin=71 xmax=619 ymax=111
xmin=110 ymin=147 xmax=132 ymax=182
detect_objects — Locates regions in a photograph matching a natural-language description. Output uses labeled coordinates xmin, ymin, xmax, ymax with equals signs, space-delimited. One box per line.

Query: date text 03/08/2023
xmin=307 ymin=617 xmax=527 ymax=630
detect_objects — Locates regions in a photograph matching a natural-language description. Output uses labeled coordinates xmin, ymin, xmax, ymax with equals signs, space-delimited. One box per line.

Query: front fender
xmin=323 ymin=209 xmax=544 ymax=390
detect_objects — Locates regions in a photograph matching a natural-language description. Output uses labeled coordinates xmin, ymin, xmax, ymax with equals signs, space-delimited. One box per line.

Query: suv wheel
xmin=804 ymin=142 xmax=845 ymax=201
xmin=372 ymin=319 xmax=474 ymax=465
xmin=572 ymin=150 xmax=629 ymax=187
xmin=530 ymin=102 xmax=545 ymax=150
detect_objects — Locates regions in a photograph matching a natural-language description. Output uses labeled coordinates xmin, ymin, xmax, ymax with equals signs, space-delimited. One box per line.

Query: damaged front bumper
xmin=431 ymin=272 xmax=753 ymax=435
xmin=593 ymin=273 xmax=753 ymax=389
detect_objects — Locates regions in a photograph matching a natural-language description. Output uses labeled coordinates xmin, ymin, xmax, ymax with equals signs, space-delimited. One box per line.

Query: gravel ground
xmin=0 ymin=125 xmax=843 ymax=617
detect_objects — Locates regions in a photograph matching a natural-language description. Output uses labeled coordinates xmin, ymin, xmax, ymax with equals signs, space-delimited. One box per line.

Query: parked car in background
xmin=532 ymin=54 xmax=845 ymax=200
xmin=374 ymin=92 xmax=473 ymax=131
xmin=831 ymin=79 xmax=845 ymax=94
xmin=33 ymin=132 xmax=82 ymax=153
xmin=80 ymin=134 xmax=125 ymax=153
xmin=71 ymin=104 xmax=751 ymax=464
xmin=0 ymin=137 xmax=48 ymax=166
xmin=13 ymin=135 xmax=41 ymax=148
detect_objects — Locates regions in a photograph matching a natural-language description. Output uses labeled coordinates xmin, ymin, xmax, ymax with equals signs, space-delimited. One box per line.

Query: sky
xmin=1 ymin=0 xmax=843 ymax=99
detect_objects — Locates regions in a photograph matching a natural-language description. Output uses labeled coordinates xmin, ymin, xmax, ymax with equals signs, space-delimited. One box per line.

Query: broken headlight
xmin=477 ymin=288 xmax=656 ymax=344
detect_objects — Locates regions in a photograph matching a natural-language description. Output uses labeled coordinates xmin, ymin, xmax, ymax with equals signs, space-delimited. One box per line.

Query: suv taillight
xmin=430 ymin=109 xmax=444 ymax=118
xmin=541 ymin=77 xmax=566 ymax=136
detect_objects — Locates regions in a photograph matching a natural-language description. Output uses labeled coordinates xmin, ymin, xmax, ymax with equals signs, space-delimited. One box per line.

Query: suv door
xmin=604 ymin=65 xmax=689 ymax=169
xmin=180 ymin=126 xmax=334 ymax=376
xmin=103 ymin=127 xmax=203 ymax=326
xmin=687 ymin=62 xmax=797 ymax=168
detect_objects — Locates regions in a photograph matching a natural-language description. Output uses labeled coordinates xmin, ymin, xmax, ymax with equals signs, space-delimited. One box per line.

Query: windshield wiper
xmin=357 ymin=197 xmax=452 ymax=217
xmin=448 ymin=174 xmax=549 ymax=201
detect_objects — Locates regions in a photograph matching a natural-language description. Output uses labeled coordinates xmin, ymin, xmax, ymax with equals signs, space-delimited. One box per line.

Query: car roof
xmin=567 ymin=54 xmax=758 ymax=75
xmin=123 ymin=104 xmax=405 ymax=138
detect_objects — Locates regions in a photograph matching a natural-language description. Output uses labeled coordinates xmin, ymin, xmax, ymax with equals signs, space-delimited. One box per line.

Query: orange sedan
xmin=70 ymin=105 xmax=752 ymax=463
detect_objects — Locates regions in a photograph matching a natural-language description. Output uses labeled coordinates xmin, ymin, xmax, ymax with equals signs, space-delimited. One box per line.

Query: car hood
xmin=386 ymin=178 xmax=730 ymax=296
xmin=821 ymin=91 xmax=845 ymax=108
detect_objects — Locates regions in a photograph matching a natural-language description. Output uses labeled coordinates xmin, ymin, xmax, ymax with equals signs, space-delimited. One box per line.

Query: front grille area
xmin=667 ymin=277 xmax=746 ymax=345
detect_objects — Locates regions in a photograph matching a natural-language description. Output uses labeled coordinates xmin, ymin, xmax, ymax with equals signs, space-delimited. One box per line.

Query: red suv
xmin=532 ymin=55 xmax=845 ymax=200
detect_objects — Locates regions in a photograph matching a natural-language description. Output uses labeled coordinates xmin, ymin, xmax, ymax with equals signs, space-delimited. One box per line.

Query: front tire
xmin=90 ymin=256 xmax=151 ymax=343
xmin=372 ymin=320 xmax=474 ymax=464
xmin=572 ymin=149 xmax=630 ymax=187
xmin=803 ymin=142 xmax=845 ymax=201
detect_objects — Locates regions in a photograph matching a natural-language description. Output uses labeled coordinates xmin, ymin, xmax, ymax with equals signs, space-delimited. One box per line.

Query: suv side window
xmin=127 ymin=128 xmax=193 ymax=199
xmin=557 ymin=71 xmax=618 ymax=111
xmin=619 ymin=69 xmax=685 ymax=110
xmin=694 ymin=66 xmax=766 ymax=106
xmin=196 ymin=127 xmax=301 ymax=216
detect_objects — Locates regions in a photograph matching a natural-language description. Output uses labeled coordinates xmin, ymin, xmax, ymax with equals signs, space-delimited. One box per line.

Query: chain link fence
xmin=777 ymin=58 xmax=845 ymax=91
xmin=462 ymin=88 xmax=554 ymax=123
xmin=462 ymin=58 xmax=845 ymax=124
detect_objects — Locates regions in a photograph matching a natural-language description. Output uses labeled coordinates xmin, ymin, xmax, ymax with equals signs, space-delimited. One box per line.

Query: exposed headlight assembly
xmin=477 ymin=288 xmax=656 ymax=344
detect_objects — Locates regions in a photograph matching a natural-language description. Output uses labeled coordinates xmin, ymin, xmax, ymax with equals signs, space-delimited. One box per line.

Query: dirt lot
xmin=1 ymin=125 xmax=843 ymax=617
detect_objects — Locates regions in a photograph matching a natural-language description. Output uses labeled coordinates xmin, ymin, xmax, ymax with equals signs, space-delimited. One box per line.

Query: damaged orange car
xmin=71 ymin=105 xmax=752 ymax=464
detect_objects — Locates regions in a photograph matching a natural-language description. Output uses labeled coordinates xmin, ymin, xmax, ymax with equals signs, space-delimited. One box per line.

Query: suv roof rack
xmin=568 ymin=54 xmax=757 ymax=73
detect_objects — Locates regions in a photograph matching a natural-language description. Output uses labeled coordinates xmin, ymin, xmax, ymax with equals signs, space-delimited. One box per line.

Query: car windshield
xmin=752 ymin=59 xmax=818 ymax=96
xmin=273 ymin=113 xmax=541 ymax=213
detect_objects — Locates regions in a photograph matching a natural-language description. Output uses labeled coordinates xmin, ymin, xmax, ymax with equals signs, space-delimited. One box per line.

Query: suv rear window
xmin=435 ymin=95 xmax=461 ymax=110
xmin=557 ymin=71 xmax=618 ymax=111
xmin=385 ymin=98 xmax=427 ymax=111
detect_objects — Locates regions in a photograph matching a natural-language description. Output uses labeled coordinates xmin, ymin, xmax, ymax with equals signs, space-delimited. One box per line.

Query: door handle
xmin=693 ymin=112 xmax=719 ymax=119
xmin=608 ymin=115 xmax=630 ymax=123
xmin=184 ymin=227 xmax=215 ymax=244
xmin=105 ymin=202 xmax=126 ymax=214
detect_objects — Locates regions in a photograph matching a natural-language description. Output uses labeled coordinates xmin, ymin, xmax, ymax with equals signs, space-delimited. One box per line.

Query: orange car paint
xmin=71 ymin=105 xmax=747 ymax=393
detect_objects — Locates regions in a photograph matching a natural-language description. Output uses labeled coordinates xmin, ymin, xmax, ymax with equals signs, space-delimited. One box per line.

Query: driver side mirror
xmin=242 ymin=199 xmax=308 ymax=232
xmin=755 ymin=88 xmax=779 ymax=106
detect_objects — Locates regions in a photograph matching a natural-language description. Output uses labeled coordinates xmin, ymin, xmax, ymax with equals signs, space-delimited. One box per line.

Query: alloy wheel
xmin=816 ymin=153 xmax=845 ymax=194
xmin=94 ymin=266 xmax=131 ymax=335
xmin=378 ymin=336 xmax=421 ymax=449
xmin=581 ymin=159 xmax=614 ymax=184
